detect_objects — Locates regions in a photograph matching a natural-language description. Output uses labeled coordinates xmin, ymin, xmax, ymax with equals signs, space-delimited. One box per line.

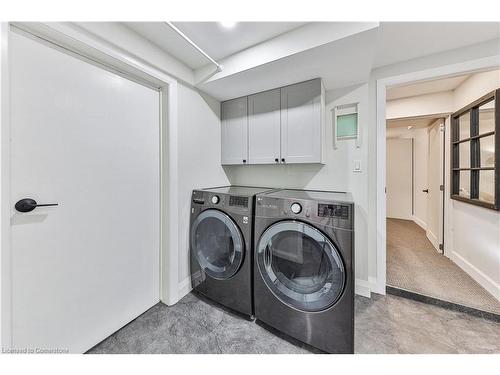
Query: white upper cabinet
xmin=221 ymin=78 xmax=324 ymax=165
xmin=221 ymin=97 xmax=248 ymax=165
xmin=248 ymin=89 xmax=281 ymax=164
xmin=281 ymin=79 xmax=323 ymax=164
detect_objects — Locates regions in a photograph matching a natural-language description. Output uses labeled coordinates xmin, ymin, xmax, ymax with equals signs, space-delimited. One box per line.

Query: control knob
xmin=291 ymin=202 xmax=302 ymax=214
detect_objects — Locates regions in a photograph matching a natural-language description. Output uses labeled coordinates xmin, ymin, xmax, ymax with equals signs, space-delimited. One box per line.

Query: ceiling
xmin=387 ymin=117 xmax=440 ymax=129
xmin=374 ymin=22 xmax=500 ymax=68
xmin=386 ymin=74 xmax=471 ymax=101
xmin=386 ymin=116 xmax=442 ymax=138
xmin=124 ymin=22 xmax=305 ymax=69
xmin=196 ymin=26 xmax=379 ymax=100
xmin=124 ymin=21 xmax=500 ymax=99
xmin=173 ymin=22 xmax=306 ymax=61
xmin=124 ymin=22 xmax=209 ymax=69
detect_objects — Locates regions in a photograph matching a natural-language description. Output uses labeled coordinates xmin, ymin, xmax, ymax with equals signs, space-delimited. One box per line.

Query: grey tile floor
xmin=88 ymin=292 xmax=500 ymax=354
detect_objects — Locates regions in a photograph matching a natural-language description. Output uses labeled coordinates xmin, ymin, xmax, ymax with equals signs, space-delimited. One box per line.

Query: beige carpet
xmin=387 ymin=218 xmax=500 ymax=315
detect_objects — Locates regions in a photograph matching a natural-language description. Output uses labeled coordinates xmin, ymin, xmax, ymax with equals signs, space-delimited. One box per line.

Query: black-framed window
xmin=451 ymin=89 xmax=499 ymax=210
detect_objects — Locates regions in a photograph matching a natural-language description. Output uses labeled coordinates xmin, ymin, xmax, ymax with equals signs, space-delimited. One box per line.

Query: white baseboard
xmin=178 ymin=277 xmax=192 ymax=301
xmin=369 ymin=276 xmax=386 ymax=295
xmin=355 ymin=278 xmax=372 ymax=298
xmin=450 ymin=251 xmax=500 ymax=302
xmin=412 ymin=215 xmax=427 ymax=230
xmin=426 ymin=229 xmax=440 ymax=252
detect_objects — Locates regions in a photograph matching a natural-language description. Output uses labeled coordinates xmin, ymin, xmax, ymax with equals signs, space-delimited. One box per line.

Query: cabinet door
xmin=248 ymin=89 xmax=281 ymax=164
xmin=280 ymin=79 xmax=322 ymax=163
xmin=221 ymin=97 xmax=248 ymax=165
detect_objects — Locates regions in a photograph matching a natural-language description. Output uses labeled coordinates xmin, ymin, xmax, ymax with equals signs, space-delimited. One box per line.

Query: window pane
xmin=459 ymin=170 xmax=471 ymax=198
xmin=479 ymin=135 xmax=495 ymax=168
xmin=478 ymin=100 xmax=495 ymax=135
xmin=479 ymin=170 xmax=495 ymax=204
xmin=337 ymin=113 xmax=357 ymax=138
xmin=459 ymin=112 xmax=470 ymax=140
xmin=459 ymin=141 xmax=470 ymax=168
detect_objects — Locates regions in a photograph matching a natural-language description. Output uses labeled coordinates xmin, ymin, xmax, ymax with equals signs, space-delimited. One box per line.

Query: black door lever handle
xmin=422 ymin=189 xmax=429 ymax=193
xmin=15 ymin=198 xmax=58 ymax=213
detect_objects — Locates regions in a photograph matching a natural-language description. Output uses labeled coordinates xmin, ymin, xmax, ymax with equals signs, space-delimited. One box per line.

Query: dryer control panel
xmin=318 ymin=204 xmax=349 ymax=219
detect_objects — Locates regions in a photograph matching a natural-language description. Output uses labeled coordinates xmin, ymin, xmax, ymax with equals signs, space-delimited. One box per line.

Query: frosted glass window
xmin=459 ymin=141 xmax=470 ymax=168
xmin=458 ymin=112 xmax=470 ymax=140
xmin=479 ymin=170 xmax=495 ymax=204
xmin=459 ymin=171 xmax=470 ymax=199
xmin=479 ymin=100 xmax=495 ymax=135
xmin=479 ymin=135 xmax=495 ymax=168
xmin=337 ymin=114 xmax=357 ymax=138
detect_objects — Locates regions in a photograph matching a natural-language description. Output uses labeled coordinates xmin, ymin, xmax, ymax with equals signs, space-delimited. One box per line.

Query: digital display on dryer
xmin=318 ymin=204 xmax=349 ymax=219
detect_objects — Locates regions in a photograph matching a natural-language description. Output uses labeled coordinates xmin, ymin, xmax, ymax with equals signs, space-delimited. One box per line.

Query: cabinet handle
xmin=243 ymin=159 xmax=247 ymax=163
xmin=275 ymin=158 xmax=279 ymax=163
xmin=281 ymin=158 xmax=285 ymax=163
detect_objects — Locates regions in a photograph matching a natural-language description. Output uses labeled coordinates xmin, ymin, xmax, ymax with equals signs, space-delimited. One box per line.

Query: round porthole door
xmin=257 ymin=220 xmax=345 ymax=312
xmin=191 ymin=209 xmax=244 ymax=280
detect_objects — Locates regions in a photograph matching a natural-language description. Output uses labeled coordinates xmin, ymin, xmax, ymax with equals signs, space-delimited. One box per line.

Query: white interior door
xmin=386 ymin=138 xmax=413 ymax=220
xmin=426 ymin=120 xmax=444 ymax=251
xmin=8 ymin=31 xmax=160 ymax=353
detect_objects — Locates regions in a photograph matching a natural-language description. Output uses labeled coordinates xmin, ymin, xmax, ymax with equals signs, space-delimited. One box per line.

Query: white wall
xmin=224 ymin=83 xmax=373 ymax=296
xmin=387 ymin=126 xmax=430 ymax=228
xmin=384 ymin=68 xmax=500 ymax=300
xmin=177 ymin=85 xmax=229 ymax=289
xmin=449 ymin=69 xmax=500 ymax=299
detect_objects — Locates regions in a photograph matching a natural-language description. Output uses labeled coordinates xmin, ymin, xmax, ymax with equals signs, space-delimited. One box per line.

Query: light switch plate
xmin=354 ymin=160 xmax=362 ymax=172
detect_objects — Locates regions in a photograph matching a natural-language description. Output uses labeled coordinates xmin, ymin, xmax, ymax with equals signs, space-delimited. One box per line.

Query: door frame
xmin=375 ymin=56 xmax=500 ymax=295
xmin=425 ymin=118 xmax=446 ymax=254
xmin=0 ymin=22 xmax=181 ymax=348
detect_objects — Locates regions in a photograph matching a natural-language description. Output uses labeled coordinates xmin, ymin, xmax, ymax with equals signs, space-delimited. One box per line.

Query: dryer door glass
xmin=257 ymin=220 xmax=345 ymax=312
xmin=191 ymin=209 xmax=244 ymax=280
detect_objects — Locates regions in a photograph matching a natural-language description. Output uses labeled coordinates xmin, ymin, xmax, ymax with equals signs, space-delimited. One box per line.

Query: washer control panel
xmin=318 ymin=204 xmax=349 ymax=219
xmin=290 ymin=202 xmax=302 ymax=214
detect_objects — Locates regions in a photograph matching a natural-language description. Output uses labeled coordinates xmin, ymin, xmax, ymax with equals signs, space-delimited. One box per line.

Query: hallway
xmin=386 ymin=219 xmax=500 ymax=316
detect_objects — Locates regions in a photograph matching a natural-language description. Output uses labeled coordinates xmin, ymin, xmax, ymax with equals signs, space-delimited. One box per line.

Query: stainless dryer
xmin=190 ymin=186 xmax=274 ymax=317
xmin=253 ymin=189 xmax=354 ymax=353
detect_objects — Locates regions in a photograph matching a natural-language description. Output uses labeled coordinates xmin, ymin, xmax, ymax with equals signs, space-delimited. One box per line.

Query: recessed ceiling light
xmin=220 ymin=22 xmax=237 ymax=28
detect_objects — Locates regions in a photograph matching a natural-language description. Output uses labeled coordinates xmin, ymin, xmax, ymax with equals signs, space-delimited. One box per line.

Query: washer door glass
xmin=257 ymin=220 xmax=345 ymax=312
xmin=191 ymin=209 xmax=244 ymax=280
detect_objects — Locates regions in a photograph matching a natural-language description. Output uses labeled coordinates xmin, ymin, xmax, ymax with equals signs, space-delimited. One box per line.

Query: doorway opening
xmin=384 ymin=70 xmax=500 ymax=319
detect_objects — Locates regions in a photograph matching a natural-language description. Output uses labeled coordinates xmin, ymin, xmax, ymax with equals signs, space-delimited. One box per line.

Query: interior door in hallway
xmin=386 ymin=138 xmax=413 ymax=220
xmin=426 ymin=120 xmax=444 ymax=251
xmin=7 ymin=31 xmax=160 ymax=352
